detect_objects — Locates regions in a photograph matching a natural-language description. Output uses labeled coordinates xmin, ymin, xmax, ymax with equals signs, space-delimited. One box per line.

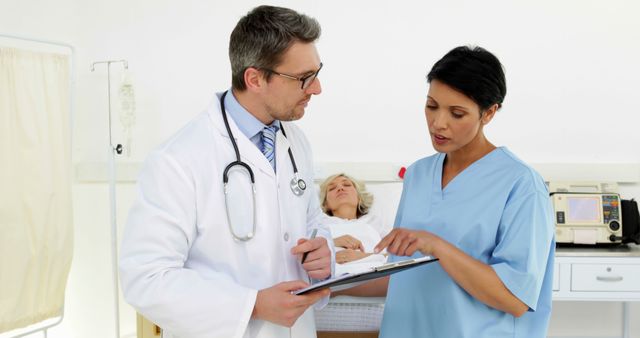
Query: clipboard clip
xmin=375 ymin=259 xmax=417 ymax=272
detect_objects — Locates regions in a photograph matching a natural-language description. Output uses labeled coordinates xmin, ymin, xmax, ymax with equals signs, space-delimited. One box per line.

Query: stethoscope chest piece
xmin=290 ymin=175 xmax=307 ymax=196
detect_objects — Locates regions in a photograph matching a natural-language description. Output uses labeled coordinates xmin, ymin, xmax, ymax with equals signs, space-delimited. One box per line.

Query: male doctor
xmin=119 ymin=5 xmax=334 ymax=338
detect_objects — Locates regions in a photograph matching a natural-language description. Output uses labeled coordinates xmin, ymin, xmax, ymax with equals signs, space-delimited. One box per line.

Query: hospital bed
xmin=314 ymin=178 xmax=403 ymax=338
xmin=315 ymin=296 xmax=385 ymax=338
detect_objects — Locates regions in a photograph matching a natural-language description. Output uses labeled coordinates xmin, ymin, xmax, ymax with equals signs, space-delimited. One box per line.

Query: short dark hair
xmin=427 ymin=46 xmax=506 ymax=112
xmin=229 ymin=5 xmax=321 ymax=91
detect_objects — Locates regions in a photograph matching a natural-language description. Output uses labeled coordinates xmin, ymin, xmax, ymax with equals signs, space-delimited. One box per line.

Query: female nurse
xmin=350 ymin=46 xmax=555 ymax=337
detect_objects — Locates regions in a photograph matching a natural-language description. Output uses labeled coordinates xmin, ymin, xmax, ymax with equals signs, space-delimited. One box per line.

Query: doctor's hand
xmin=252 ymin=281 xmax=330 ymax=327
xmin=291 ymin=236 xmax=331 ymax=280
xmin=374 ymin=228 xmax=444 ymax=257
xmin=334 ymin=235 xmax=365 ymax=252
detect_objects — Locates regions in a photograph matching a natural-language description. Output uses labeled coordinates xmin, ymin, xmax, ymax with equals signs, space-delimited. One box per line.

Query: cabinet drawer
xmin=571 ymin=264 xmax=640 ymax=292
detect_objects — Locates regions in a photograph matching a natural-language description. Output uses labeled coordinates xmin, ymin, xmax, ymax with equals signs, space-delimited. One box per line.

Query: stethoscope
xmin=220 ymin=90 xmax=307 ymax=241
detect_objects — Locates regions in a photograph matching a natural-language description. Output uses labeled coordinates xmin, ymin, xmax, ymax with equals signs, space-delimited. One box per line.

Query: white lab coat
xmin=119 ymin=92 xmax=333 ymax=338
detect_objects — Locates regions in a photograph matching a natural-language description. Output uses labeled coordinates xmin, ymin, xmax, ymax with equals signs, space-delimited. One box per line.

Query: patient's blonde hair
xmin=319 ymin=173 xmax=373 ymax=218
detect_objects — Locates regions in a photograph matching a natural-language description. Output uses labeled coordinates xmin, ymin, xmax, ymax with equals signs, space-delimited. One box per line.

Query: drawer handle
xmin=596 ymin=275 xmax=623 ymax=282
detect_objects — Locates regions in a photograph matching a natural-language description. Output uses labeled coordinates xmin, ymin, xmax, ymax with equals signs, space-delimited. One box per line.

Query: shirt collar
xmin=224 ymin=89 xmax=280 ymax=140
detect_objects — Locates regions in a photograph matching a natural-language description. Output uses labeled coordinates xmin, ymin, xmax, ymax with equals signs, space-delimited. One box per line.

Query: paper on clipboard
xmin=293 ymin=255 xmax=438 ymax=295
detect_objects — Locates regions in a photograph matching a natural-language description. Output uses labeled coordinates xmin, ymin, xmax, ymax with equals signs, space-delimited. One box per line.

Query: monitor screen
xmin=567 ymin=197 xmax=602 ymax=223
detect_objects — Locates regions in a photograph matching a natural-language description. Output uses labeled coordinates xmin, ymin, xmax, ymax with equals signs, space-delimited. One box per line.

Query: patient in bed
xmin=319 ymin=173 xmax=388 ymax=275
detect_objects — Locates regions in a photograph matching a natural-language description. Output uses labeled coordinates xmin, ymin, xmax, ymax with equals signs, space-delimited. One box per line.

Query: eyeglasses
xmin=262 ymin=63 xmax=323 ymax=90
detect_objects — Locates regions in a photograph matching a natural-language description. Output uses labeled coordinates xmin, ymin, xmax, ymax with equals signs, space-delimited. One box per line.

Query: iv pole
xmin=91 ymin=59 xmax=127 ymax=338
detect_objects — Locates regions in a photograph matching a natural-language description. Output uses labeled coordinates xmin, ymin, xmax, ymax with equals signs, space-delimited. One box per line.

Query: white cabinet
xmin=552 ymin=246 xmax=640 ymax=338
xmin=552 ymin=263 xmax=560 ymax=291
xmin=553 ymin=246 xmax=640 ymax=301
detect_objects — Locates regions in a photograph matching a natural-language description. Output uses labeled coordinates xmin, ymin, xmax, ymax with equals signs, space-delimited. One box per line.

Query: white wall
xmin=2 ymin=1 xmax=640 ymax=337
xmin=6 ymin=0 xmax=638 ymax=166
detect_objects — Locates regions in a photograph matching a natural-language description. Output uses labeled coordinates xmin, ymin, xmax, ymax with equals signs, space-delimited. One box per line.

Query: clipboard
xmin=293 ymin=255 xmax=438 ymax=295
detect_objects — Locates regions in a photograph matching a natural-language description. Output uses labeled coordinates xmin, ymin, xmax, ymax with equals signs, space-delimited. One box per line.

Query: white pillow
xmin=362 ymin=182 xmax=403 ymax=236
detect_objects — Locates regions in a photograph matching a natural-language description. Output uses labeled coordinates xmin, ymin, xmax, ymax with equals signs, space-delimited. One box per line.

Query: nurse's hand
xmin=253 ymin=280 xmax=330 ymax=327
xmin=334 ymin=235 xmax=365 ymax=251
xmin=291 ymin=237 xmax=331 ymax=280
xmin=374 ymin=228 xmax=443 ymax=257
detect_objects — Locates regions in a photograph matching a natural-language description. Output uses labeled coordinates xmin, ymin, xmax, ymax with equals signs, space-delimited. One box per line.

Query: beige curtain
xmin=0 ymin=47 xmax=73 ymax=333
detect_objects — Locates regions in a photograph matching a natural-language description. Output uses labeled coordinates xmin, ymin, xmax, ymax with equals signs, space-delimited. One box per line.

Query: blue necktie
xmin=261 ymin=125 xmax=277 ymax=170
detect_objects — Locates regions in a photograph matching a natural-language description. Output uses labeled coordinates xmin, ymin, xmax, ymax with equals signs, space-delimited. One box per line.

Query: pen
xmin=301 ymin=228 xmax=318 ymax=264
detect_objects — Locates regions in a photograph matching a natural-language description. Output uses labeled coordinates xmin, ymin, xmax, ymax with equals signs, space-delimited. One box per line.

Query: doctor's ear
xmin=243 ymin=67 xmax=266 ymax=93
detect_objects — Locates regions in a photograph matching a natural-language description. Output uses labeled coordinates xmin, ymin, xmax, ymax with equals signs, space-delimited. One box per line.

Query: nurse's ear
xmin=243 ymin=67 xmax=265 ymax=93
xmin=480 ymin=103 xmax=499 ymax=125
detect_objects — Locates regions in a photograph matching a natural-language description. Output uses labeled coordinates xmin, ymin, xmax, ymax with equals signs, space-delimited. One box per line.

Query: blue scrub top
xmin=380 ymin=147 xmax=555 ymax=338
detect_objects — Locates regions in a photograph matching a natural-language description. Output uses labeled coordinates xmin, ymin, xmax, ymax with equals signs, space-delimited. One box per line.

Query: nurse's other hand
xmin=291 ymin=237 xmax=331 ymax=280
xmin=374 ymin=228 xmax=441 ymax=257
xmin=336 ymin=249 xmax=370 ymax=264
xmin=334 ymin=235 xmax=365 ymax=251
xmin=253 ymin=280 xmax=330 ymax=327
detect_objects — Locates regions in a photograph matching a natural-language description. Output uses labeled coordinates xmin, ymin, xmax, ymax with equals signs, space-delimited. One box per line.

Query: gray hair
xmin=319 ymin=173 xmax=374 ymax=218
xmin=229 ymin=5 xmax=321 ymax=91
